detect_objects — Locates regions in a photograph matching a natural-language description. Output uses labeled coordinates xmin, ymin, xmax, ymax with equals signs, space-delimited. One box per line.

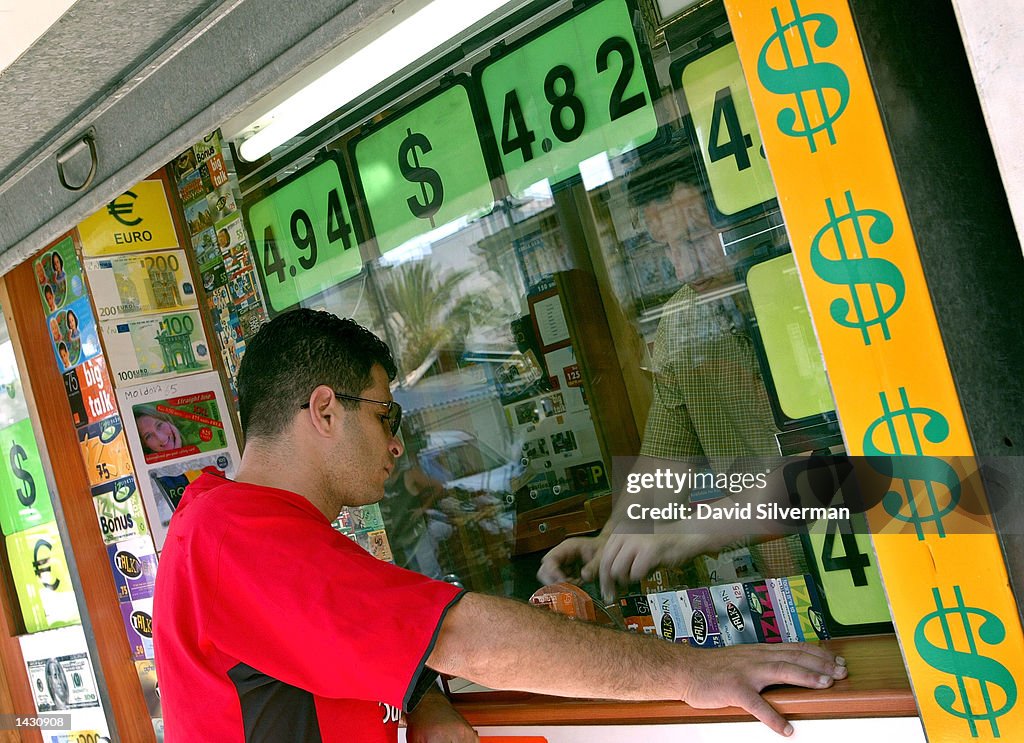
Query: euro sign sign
xmin=915 ymin=586 xmax=1017 ymax=737
xmin=756 ymin=0 xmax=850 ymax=152
xmin=810 ymin=191 xmax=905 ymax=345
xmin=107 ymin=190 xmax=142 ymax=226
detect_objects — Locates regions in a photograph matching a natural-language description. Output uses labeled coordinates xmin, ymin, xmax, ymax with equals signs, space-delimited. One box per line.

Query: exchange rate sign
xmin=354 ymin=83 xmax=494 ymax=255
xmin=479 ymin=0 xmax=659 ymax=195
xmin=676 ymin=41 xmax=777 ymax=218
xmin=245 ymin=154 xmax=361 ymax=313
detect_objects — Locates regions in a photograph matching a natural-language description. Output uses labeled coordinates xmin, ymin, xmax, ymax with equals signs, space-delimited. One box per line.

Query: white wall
xmin=952 ymin=0 xmax=1024 ymax=253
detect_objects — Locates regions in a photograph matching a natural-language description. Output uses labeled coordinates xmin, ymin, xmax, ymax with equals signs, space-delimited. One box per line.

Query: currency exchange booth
xmin=0 ymin=0 xmax=1021 ymax=741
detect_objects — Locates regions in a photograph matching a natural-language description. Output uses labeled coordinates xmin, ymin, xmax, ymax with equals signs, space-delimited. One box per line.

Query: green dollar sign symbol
xmin=9 ymin=441 xmax=36 ymax=507
xmin=863 ymin=388 xmax=960 ymax=539
xmin=398 ymin=128 xmax=444 ymax=228
xmin=756 ymin=0 xmax=850 ymax=152
xmin=809 ymin=191 xmax=906 ymax=344
xmin=915 ymin=586 xmax=1017 ymax=737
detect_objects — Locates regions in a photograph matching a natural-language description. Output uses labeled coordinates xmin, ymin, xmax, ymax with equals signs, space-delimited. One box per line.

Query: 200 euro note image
xmin=85 ymin=249 xmax=198 ymax=320
xmin=101 ymin=310 xmax=212 ymax=385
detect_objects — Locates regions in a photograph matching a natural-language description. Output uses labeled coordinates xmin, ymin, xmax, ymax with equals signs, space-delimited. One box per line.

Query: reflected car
xmin=416 ymin=430 xmax=524 ymax=500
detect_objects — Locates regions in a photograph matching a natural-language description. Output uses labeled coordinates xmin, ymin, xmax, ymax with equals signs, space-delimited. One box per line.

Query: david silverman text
xmin=626 ymin=502 xmax=851 ymax=521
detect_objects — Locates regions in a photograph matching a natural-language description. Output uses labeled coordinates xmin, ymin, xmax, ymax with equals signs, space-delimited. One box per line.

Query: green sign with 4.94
xmin=245 ymin=153 xmax=361 ymax=313
xmin=479 ymin=0 xmax=659 ymax=195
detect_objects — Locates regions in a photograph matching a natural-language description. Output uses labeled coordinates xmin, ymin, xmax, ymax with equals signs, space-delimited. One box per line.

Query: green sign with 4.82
xmin=246 ymin=154 xmax=361 ymax=313
xmin=479 ymin=0 xmax=659 ymax=195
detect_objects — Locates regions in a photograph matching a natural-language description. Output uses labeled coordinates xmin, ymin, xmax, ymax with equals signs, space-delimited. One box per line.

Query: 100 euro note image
xmin=101 ymin=310 xmax=212 ymax=385
xmin=85 ymin=250 xmax=198 ymax=319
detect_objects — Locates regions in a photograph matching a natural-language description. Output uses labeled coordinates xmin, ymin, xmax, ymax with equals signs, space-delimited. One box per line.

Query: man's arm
xmin=427 ymin=592 xmax=846 ymax=737
xmin=406 ymin=685 xmax=478 ymax=743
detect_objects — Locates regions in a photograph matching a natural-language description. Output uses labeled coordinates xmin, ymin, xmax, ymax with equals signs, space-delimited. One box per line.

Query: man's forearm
xmin=428 ymin=591 xmax=848 ymax=737
xmin=429 ymin=592 xmax=685 ymax=701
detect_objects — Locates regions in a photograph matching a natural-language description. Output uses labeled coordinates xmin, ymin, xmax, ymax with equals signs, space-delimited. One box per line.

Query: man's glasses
xmin=301 ymin=392 xmax=402 ymax=436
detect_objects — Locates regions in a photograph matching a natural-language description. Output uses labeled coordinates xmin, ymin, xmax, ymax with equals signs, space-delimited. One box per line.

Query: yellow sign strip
xmin=724 ymin=0 xmax=1023 ymax=739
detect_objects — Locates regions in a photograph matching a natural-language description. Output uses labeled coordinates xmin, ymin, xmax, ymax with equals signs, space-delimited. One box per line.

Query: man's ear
xmin=304 ymin=385 xmax=338 ymax=437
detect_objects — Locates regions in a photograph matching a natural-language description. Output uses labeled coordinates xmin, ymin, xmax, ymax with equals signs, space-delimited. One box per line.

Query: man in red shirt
xmin=154 ymin=309 xmax=847 ymax=742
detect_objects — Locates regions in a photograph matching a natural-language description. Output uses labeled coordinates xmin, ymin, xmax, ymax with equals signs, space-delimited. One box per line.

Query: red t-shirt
xmin=153 ymin=472 xmax=463 ymax=742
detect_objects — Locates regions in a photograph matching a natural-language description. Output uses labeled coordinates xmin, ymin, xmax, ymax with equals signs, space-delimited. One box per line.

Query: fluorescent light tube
xmin=238 ymin=0 xmax=515 ymax=162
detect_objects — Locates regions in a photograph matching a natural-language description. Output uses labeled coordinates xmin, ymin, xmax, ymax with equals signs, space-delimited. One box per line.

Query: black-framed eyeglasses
xmin=301 ymin=392 xmax=402 ymax=436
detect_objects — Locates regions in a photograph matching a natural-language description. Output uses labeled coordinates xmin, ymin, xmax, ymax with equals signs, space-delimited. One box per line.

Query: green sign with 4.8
xmin=246 ymin=154 xmax=361 ymax=313
xmin=479 ymin=0 xmax=659 ymax=195
xmin=678 ymin=41 xmax=777 ymax=217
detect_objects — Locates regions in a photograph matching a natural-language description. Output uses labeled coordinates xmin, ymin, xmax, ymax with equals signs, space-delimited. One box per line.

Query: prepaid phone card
xmin=107 ymin=536 xmax=158 ymax=602
xmin=77 ymin=415 xmax=134 ymax=487
xmin=63 ymin=356 xmax=117 ymax=429
xmin=646 ymin=590 xmax=688 ymax=643
xmin=679 ymin=588 xmax=725 ymax=648
xmin=85 ymin=250 xmax=198 ymax=320
xmin=101 ymin=310 xmax=212 ymax=386
xmin=711 ymin=582 xmax=759 ymax=645
xmin=767 ymin=577 xmax=801 ymax=642
xmin=135 ymin=659 xmax=162 ymax=719
xmin=121 ymin=598 xmax=154 ymax=661
xmin=92 ymin=477 xmax=149 ymax=544
xmin=48 ymin=297 xmax=101 ymax=374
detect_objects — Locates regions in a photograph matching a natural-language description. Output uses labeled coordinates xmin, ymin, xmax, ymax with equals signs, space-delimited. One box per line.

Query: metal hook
xmin=56 ymin=127 xmax=98 ymax=192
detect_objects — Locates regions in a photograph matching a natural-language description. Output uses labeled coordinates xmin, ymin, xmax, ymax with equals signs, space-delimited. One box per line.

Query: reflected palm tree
xmin=378 ymin=260 xmax=496 ymax=384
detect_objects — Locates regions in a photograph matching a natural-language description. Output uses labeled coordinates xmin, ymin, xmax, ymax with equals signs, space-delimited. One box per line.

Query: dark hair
xmin=44 ymin=285 xmax=54 ymax=298
xmin=237 ymin=309 xmax=397 ymax=438
xmin=626 ymin=127 xmax=700 ymax=208
xmin=52 ymin=251 xmax=63 ymax=271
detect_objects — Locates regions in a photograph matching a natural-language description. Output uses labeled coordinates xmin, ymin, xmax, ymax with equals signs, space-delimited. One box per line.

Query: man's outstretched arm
xmin=427 ymin=592 xmax=847 ymax=737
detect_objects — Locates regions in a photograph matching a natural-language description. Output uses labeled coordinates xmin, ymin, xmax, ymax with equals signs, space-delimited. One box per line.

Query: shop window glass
xmin=213 ymin=0 xmax=888 ymax=635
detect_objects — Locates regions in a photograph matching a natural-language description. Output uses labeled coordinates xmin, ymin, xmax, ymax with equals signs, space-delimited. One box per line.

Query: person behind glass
xmin=380 ymin=429 xmax=450 ymax=579
xmin=152 ymin=308 xmax=846 ymax=743
xmin=539 ymin=135 xmax=808 ymax=600
xmin=134 ymin=405 xmax=183 ymax=453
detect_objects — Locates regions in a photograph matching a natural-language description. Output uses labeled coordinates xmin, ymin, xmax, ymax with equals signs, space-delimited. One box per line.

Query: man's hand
xmin=598 ymin=533 xmax=713 ymax=602
xmin=536 ymin=534 xmax=606 ymax=585
xmin=406 ymin=686 xmax=478 ymax=743
xmin=679 ymin=642 xmax=848 ymax=736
